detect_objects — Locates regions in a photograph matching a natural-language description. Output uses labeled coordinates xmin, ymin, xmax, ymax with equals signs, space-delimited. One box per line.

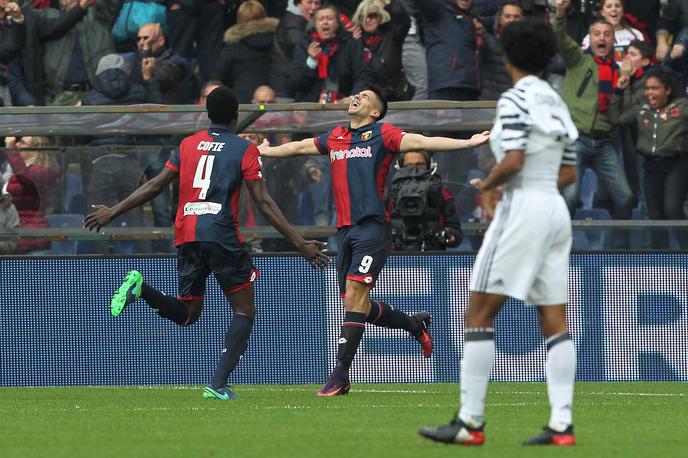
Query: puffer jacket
xmin=213 ymin=17 xmax=279 ymax=103
xmin=3 ymin=151 xmax=59 ymax=252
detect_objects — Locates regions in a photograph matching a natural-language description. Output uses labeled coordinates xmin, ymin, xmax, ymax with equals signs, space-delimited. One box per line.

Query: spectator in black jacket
xmin=213 ymin=0 xmax=279 ymax=103
xmin=270 ymin=0 xmax=321 ymax=101
xmin=126 ymin=22 xmax=188 ymax=104
xmin=477 ymin=1 xmax=524 ymax=101
xmin=289 ymin=4 xmax=372 ymax=102
xmin=351 ymin=0 xmax=413 ymax=101
xmin=412 ymin=0 xmax=480 ymax=101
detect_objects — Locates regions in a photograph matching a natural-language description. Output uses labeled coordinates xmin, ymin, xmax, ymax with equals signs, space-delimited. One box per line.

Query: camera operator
xmin=387 ymin=150 xmax=463 ymax=251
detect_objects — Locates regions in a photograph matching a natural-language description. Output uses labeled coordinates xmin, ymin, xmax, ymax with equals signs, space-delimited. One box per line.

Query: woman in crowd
xmin=581 ymin=0 xmax=645 ymax=66
xmin=2 ymin=136 xmax=60 ymax=254
xmin=610 ymin=69 xmax=688 ymax=248
xmin=351 ymin=0 xmax=413 ymax=101
xmin=213 ymin=0 xmax=279 ymax=103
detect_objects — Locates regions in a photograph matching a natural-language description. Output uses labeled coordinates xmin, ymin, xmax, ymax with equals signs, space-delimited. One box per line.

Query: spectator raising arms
xmin=351 ymin=0 xmax=413 ymax=101
xmin=289 ymin=4 xmax=372 ymax=103
xmin=213 ymin=0 xmax=279 ymax=104
xmin=2 ymin=137 xmax=59 ymax=254
xmin=42 ymin=0 xmax=120 ymax=105
xmin=581 ymin=0 xmax=645 ymax=67
xmin=412 ymin=0 xmax=480 ymax=101
xmin=554 ymin=0 xmax=634 ymax=234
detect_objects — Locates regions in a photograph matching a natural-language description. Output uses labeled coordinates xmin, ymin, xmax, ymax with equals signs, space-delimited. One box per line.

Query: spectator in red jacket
xmin=2 ymin=136 xmax=60 ymax=254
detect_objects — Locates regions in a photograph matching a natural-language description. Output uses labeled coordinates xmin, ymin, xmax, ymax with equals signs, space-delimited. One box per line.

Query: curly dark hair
xmin=644 ymin=69 xmax=681 ymax=103
xmin=500 ymin=18 xmax=557 ymax=75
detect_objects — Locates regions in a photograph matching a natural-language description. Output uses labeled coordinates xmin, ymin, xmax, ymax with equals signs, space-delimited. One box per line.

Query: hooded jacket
xmin=81 ymin=64 xmax=162 ymax=152
xmin=213 ymin=17 xmax=279 ymax=103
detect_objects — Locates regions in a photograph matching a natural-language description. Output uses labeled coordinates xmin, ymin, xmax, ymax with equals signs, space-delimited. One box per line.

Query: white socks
xmin=458 ymin=328 xmax=495 ymax=428
xmin=546 ymin=333 xmax=576 ymax=431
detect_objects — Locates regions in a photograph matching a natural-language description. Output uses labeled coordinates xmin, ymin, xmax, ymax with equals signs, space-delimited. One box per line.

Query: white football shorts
xmin=470 ymin=189 xmax=572 ymax=305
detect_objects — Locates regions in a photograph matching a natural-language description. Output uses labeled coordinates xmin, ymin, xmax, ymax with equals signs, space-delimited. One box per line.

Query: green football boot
xmin=111 ymin=270 xmax=143 ymax=317
xmin=202 ymin=386 xmax=240 ymax=400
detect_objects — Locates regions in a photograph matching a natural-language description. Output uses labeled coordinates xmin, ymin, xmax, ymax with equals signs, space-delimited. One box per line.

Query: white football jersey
xmin=490 ymin=75 xmax=578 ymax=193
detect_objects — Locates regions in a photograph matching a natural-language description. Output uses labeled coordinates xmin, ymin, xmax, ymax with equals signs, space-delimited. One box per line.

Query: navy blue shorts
xmin=336 ymin=218 xmax=392 ymax=294
xmin=177 ymin=242 xmax=259 ymax=300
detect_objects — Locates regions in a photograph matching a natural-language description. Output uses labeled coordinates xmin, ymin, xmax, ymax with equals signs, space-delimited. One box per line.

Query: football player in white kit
xmin=419 ymin=18 xmax=579 ymax=446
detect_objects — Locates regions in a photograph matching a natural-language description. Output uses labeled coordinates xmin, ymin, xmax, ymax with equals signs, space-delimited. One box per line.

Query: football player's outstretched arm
xmin=245 ymin=179 xmax=330 ymax=269
xmin=399 ymin=131 xmax=490 ymax=153
xmin=83 ymin=167 xmax=177 ymax=232
xmin=258 ymin=138 xmax=320 ymax=157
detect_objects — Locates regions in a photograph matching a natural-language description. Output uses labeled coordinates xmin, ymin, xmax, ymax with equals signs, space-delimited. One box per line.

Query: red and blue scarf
xmin=590 ymin=51 xmax=619 ymax=114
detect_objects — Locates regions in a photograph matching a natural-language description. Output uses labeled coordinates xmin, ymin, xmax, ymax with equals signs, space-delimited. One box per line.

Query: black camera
xmin=388 ymin=165 xmax=459 ymax=251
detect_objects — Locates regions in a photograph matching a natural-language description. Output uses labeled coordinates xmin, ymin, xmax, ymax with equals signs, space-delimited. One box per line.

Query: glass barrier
xmin=0 ymin=104 xmax=686 ymax=255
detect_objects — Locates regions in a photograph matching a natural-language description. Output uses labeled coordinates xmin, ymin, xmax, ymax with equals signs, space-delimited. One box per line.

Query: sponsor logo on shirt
xmin=183 ymin=201 xmax=222 ymax=216
xmin=329 ymin=145 xmax=373 ymax=162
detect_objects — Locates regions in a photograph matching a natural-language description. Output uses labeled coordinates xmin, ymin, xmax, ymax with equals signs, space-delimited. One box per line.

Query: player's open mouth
xmin=351 ymin=101 xmax=360 ymax=108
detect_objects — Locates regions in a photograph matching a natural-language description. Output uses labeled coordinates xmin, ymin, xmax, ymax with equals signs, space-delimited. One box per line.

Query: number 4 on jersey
xmin=193 ymin=155 xmax=215 ymax=200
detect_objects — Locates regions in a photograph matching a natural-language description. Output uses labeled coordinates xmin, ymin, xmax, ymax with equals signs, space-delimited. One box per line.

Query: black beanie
xmin=206 ymin=86 xmax=239 ymax=125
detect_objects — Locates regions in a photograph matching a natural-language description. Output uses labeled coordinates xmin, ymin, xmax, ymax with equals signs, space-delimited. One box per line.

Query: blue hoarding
xmin=1 ymin=253 xmax=686 ymax=386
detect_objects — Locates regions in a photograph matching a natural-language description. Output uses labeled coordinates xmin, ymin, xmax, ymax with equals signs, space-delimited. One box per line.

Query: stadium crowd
xmin=1 ymin=0 xmax=687 ymax=253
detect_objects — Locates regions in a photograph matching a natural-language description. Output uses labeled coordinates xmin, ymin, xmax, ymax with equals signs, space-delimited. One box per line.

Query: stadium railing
xmin=1 ymin=103 xmax=686 ymax=254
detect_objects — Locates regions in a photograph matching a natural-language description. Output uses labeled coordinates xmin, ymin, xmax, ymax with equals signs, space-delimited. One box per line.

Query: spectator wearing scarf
xmin=554 ymin=3 xmax=633 ymax=231
xmin=289 ymin=4 xmax=372 ymax=103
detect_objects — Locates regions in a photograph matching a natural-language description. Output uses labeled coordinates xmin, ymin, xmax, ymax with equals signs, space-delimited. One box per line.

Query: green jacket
xmin=610 ymin=92 xmax=688 ymax=158
xmin=41 ymin=1 xmax=120 ymax=101
xmin=553 ymin=17 xmax=613 ymax=135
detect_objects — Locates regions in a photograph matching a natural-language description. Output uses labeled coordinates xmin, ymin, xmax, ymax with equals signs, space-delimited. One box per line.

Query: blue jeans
xmin=562 ymin=135 xmax=633 ymax=219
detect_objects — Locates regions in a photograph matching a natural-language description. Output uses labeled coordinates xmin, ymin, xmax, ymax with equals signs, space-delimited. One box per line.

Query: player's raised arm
xmin=245 ymin=179 xmax=330 ymax=269
xmin=258 ymin=137 xmax=321 ymax=157
xmin=399 ymin=131 xmax=490 ymax=153
xmin=83 ymin=167 xmax=178 ymax=232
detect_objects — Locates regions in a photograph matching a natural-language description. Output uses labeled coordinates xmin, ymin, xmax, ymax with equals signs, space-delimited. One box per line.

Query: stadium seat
xmin=574 ymin=208 xmax=611 ymax=249
xmin=45 ymin=213 xmax=85 ymax=255
xmin=579 ymin=169 xmax=597 ymax=210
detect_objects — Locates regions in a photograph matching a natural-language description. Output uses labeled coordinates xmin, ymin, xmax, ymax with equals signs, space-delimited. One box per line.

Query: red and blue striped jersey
xmin=165 ymin=124 xmax=263 ymax=249
xmin=314 ymin=122 xmax=405 ymax=228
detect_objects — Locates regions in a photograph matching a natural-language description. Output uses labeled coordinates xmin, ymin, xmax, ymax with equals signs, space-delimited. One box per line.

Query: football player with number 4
xmin=84 ymin=86 xmax=330 ymax=400
xmin=259 ymin=85 xmax=489 ymax=396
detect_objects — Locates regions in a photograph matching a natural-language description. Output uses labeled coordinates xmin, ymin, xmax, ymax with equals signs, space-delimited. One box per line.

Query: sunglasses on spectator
xmin=366 ymin=12 xmax=379 ymax=20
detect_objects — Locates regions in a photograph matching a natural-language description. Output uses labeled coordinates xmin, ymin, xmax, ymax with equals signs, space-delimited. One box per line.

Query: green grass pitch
xmin=1 ymin=382 xmax=685 ymax=458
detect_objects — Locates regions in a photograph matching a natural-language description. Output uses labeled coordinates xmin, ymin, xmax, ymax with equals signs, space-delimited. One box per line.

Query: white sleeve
xmin=497 ymin=91 xmax=534 ymax=153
